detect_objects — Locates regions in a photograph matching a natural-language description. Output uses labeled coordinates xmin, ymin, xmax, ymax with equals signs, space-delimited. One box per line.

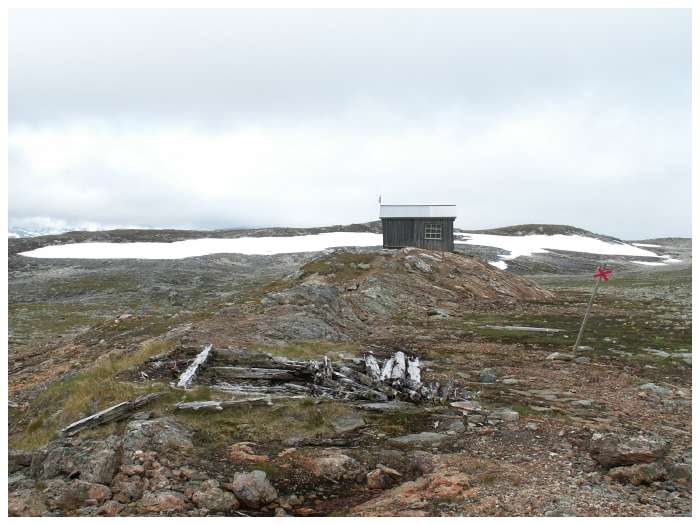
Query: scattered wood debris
xmin=172 ymin=345 xmax=458 ymax=404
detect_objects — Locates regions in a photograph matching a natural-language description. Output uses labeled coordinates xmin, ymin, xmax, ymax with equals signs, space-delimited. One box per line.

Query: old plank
xmin=209 ymin=367 xmax=298 ymax=381
xmin=60 ymin=392 xmax=163 ymax=437
xmin=176 ymin=343 xmax=213 ymax=389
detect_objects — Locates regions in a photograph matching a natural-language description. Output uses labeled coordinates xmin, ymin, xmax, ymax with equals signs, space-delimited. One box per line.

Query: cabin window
xmin=424 ymin=223 xmax=442 ymax=240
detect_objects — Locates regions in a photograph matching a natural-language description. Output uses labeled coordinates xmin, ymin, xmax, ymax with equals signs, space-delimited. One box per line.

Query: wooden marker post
xmin=572 ymin=265 xmax=612 ymax=354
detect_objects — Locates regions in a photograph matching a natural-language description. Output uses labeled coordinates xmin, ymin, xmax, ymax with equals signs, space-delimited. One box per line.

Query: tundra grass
xmin=9 ymin=340 xmax=175 ymax=450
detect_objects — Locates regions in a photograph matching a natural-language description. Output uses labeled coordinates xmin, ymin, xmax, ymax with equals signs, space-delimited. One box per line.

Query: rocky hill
xmin=7 ymin=223 xmax=691 ymax=517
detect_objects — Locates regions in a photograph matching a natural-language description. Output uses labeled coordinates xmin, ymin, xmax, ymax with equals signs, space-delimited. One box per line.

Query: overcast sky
xmin=8 ymin=9 xmax=691 ymax=239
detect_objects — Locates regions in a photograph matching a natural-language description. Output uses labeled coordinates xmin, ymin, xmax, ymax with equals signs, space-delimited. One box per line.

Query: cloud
xmin=8 ymin=9 xmax=691 ymax=238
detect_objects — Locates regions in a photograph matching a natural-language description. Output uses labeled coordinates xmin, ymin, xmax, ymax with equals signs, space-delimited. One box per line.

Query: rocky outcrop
xmin=123 ymin=417 xmax=193 ymax=457
xmin=588 ymin=432 xmax=670 ymax=468
xmin=255 ymin=248 xmax=554 ymax=342
xmin=31 ymin=436 xmax=121 ymax=484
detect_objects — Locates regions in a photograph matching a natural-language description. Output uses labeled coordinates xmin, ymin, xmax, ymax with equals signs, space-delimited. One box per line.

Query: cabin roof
xmin=379 ymin=204 xmax=457 ymax=219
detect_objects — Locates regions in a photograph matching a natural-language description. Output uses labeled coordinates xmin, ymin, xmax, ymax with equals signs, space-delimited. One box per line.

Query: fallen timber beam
xmin=209 ymin=367 xmax=299 ymax=381
xmin=175 ymin=395 xmax=306 ymax=411
xmin=60 ymin=392 xmax=164 ymax=437
xmin=176 ymin=343 xmax=213 ymax=389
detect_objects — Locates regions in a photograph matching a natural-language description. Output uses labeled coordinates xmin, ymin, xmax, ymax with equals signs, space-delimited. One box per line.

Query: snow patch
xmin=632 ymin=243 xmax=663 ymax=248
xmin=455 ymin=232 xmax=666 ymax=267
xmin=631 ymin=261 xmax=668 ymax=266
xmin=489 ymin=260 xmax=508 ymax=270
xmin=19 ymin=232 xmax=384 ymax=260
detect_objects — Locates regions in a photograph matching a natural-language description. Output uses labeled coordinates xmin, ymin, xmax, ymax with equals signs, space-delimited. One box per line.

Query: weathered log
xmin=60 ymin=392 xmax=163 ymax=436
xmin=209 ymin=367 xmax=298 ymax=381
xmin=390 ymin=351 xmax=406 ymax=381
xmin=211 ymin=382 xmax=310 ymax=395
xmin=407 ymin=357 xmax=421 ymax=383
xmin=380 ymin=356 xmax=395 ymax=381
xmin=177 ymin=343 xmax=213 ymax=389
xmin=175 ymin=395 xmax=307 ymax=411
xmin=365 ymin=354 xmax=381 ymax=380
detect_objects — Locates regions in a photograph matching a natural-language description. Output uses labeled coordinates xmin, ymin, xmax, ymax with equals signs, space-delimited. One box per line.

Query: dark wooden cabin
xmin=380 ymin=205 xmax=457 ymax=251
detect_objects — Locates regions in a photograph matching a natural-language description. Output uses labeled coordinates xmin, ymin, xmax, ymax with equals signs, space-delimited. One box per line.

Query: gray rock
xmin=445 ymin=419 xmax=465 ymax=433
xmin=231 ymin=470 xmax=278 ymax=509
xmin=608 ymin=462 xmax=667 ymax=486
xmin=526 ymin=421 xmax=540 ymax=431
xmin=571 ymin=400 xmax=593 ymax=408
xmin=359 ymin=400 xmax=416 ymax=412
xmin=588 ymin=432 xmax=670 ymax=467
xmin=574 ymin=357 xmax=591 ymax=364
xmin=366 ymin=464 xmax=401 ymax=490
xmin=36 ymin=437 xmax=120 ymax=484
xmin=388 ymin=432 xmax=447 ymax=447
xmin=405 ymin=255 xmax=432 ymax=273
xmin=8 ymin=488 xmax=49 ymax=517
xmin=9 ymin=450 xmax=32 ymax=474
xmin=666 ymin=462 xmax=691 ymax=482
xmin=137 ymin=490 xmax=187 ymax=513
xmin=488 ymin=410 xmax=519 ymax=423
xmin=639 ymin=383 xmax=671 ymax=398
xmin=298 ymin=449 xmax=365 ymax=481
xmin=332 ymin=414 xmax=366 ymax=433
xmin=427 ymin=307 xmax=449 ymax=319
xmin=450 ymin=400 xmax=481 ymax=412
xmin=479 ymin=368 xmax=497 ymax=383
xmin=467 ymin=414 xmax=486 ymax=425
xmin=576 ymin=346 xmax=594 ymax=352
xmin=123 ymin=417 xmax=193 ymax=457
xmin=546 ymin=352 xmax=574 ymax=361
xmin=191 ymin=479 xmax=239 ymax=512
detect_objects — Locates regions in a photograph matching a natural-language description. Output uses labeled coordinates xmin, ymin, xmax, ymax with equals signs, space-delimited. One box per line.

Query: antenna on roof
xmin=378 ymin=194 xmax=382 ymax=205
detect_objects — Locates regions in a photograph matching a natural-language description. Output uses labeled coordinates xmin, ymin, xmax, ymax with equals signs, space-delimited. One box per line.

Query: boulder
xmin=8 ymin=488 xmax=48 ymax=517
xmin=608 ymin=462 xmax=666 ymax=485
xmin=230 ymin=470 xmax=278 ymax=509
xmin=588 ymin=432 xmax=670 ymax=467
xmin=9 ymin=449 xmax=33 ymax=474
xmin=367 ymin=464 xmax=402 ymax=490
xmin=479 ymin=368 xmax=497 ymax=384
xmin=191 ymin=479 xmax=239 ymax=512
xmin=97 ymin=500 xmax=126 ymax=516
xmin=111 ymin=471 xmax=146 ymax=503
xmin=488 ymin=410 xmax=519 ymax=423
xmin=408 ymin=452 xmax=435 ymax=477
xmin=42 ymin=478 xmax=111 ymax=511
xmin=123 ymin=418 xmax=193 ymax=457
xmin=297 ymin=449 xmax=365 ymax=481
xmin=35 ymin=437 xmax=120 ymax=484
xmin=666 ymin=462 xmax=691 ymax=483
xmin=639 ymin=383 xmax=671 ymax=398
xmin=332 ymin=414 xmax=366 ymax=433
xmin=388 ymin=432 xmax=447 ymax=447
xmin=138 ymin=490 xmax=188 ymax=513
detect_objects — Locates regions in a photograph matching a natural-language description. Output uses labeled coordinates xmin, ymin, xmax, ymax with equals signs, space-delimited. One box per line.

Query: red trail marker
xmin=573 ymin=266 xmax=613 ymax=353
